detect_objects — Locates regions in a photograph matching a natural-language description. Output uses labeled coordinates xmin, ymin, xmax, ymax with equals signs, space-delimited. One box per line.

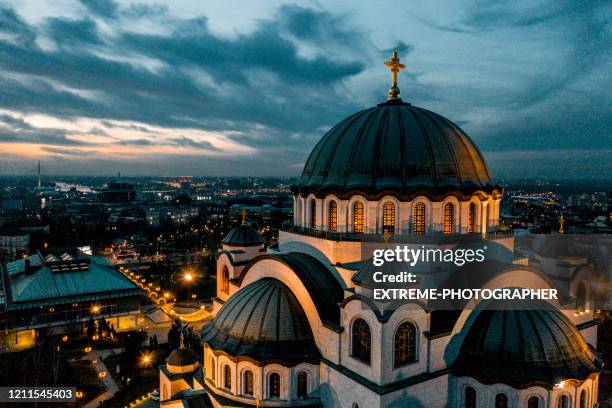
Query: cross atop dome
xmin=384 ymin=50 xmax=406 ymax=100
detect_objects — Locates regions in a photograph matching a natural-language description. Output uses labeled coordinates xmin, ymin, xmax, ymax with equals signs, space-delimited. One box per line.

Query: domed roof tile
xmin=221 ymin=224 xmax=264 ymax=246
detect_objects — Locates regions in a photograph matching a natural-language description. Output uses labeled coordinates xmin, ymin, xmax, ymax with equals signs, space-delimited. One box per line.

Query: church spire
xmin=384 ymin=50 xmax=406 ymax=100
xmin=241 ymin=208 xmax=247 ymax=225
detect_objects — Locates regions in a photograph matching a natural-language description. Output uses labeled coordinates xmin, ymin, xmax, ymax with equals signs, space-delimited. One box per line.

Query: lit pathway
xmin=81 ymin=348 xmax=124 ymax=408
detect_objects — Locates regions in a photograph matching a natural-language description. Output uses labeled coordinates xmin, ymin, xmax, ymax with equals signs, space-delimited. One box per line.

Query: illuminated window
xmin=495 ymin=393 xmax=507 ymax=408
xmin=557 ymin=395 xmax=570 ymax=408
xmin=579 ymin=390 xmax=587 ymax=408
xmin=413 ymin=202 xmax=426 ymax=235
xmin=353 ymin=201 xmax=365 ymax=233
xmin=297 ymin=371 xmax=308 ymax=398
xmin=269 ymin=373 xmax=281 ymax=398
xmin=576 ymin=282 xmax=586 ymax=313
xmin=351 ymin=318 xmax=371 ymax=364
xmin=223 ymin=365 xmax=231 ymax=389
xmin=383 ymin=201 xmax=395 ymax=234
xmin=243 ymin=370 xmax=253 ymax=396
xmin=328 ymin=201 xmax=337 ymax=231
xmin=465 ymin=387 xmax=476 ymax=408
xmin=222 ymin=266 xmax=229 ymax=293
xmin=210 ymin=357 xmax=216 ymax=381
xmin=527 ymin=397 xmax=539 ymax=408
xmin=394 ymin=321 xmax=417 ymax=368
xmin=468 ymin=202 xmax=476 ymax=233
xmin=443 ymin=202 xmax=454 ymax=234
xmin=310 ymin=200 xmax=317 ymax=229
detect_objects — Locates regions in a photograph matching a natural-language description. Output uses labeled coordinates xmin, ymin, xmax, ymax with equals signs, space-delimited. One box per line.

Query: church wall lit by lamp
xmin=158 ymin=52 xmax=602 ymax=408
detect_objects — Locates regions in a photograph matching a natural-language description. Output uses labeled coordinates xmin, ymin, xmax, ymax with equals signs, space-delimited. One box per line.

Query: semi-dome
xmin=293 ymin=99 xmax=496 ymax=200
xmin=453 ymin=299 xmax=602 ymax=388
xmin=201 ymin=277 xmax=320 ymax=365
xmin=221 ymin=223 xmax=264 ymax=247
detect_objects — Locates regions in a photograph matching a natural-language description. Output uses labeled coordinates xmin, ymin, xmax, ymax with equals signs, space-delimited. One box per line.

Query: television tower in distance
xmin=37 ymin=160 xmax=41 ymax=188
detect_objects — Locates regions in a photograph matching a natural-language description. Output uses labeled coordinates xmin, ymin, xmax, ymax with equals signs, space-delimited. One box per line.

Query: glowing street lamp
xmin=140 ymin=353 xmax=153 ymax=368
xmin=91 ymin=305 xmax=100 ymax=314
xmin=183 ymin=272 xmax=193 ymax=283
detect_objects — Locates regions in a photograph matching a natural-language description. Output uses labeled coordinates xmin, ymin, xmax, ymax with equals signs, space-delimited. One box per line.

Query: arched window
xmin=222 ymin=266 xmax=229 ymax=294
xmin=579 ymin=390 xmax=587 ymax=408
xmin=382 ymin=201 xmax=395 ymax=234
xmin=297 ymin=371 xmax=308 ymax=398
xmin=394 ymin=321 xmax=417 ymax=368
xmin=495 ymin=393 xmax=508 ymax=408
xmin=556 ymin=395 xmax=570 ymax=408
xmin=351 ymin=318 xmax=371 ymax=364
xmin=328 ymin=201 xmax=337 ymax=231
xmin=443 ymin=202 xmax=454 ymax=234
xmin=353 ymin=201 xmax=365 ymax=233
xmin=413 ymin=202 xmax=426 ymax=235
xmin=223 ymin=365 xmax=231 ymax=389
xmin=527 ymin=396 xmax=539 ymax=408
xmin=465 ymin=387 xmax=476 ymax=408
xmin=576 ymin=282 xmax=586 ymax=313
xmin=309 ymin=199 xmax=317 ymax=229
xmin=243 ymin=370 xmax=253 ymax=396
xmin=269 ymin=373 xmax=280 ymax=398
xmin=468 ymin=202 xmax=477 ymax=233
xmin=210 ymin=357 xmax=216 ymax=381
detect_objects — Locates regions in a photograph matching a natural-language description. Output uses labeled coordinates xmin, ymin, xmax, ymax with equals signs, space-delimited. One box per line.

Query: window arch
xmin=394 ymin=321 xmax=417 ymax=368
xmin=413 ymin=202 xmax=426 ymax=235
xmin=443 ymin=202 xmax=455 ymax=234
xmin=297 ymin=371 xmax=308 ymax=398
xmin=353 ymin=201 xmax=365 ymax=233
xmin=527 ymin=396 xmax=539 ymax=408
xmin=242 ymin=370 xmax=253 ymax=396
xmin=579 ymin=389 xmax=587 ymax=408
xmin=328 ymin=201 xmax=337 ymax=231
xmin=495 ymin=393 xmax=508 ymax=408
xmin=268 ymin=373 xmax=281 ymax=398
xmin=382 ymin=201 xmax=396 ymax=234
xmin=465 ymin=386 xmax=476 ymax=408
xmin=556 ymin=395 xmax=571 ymax=408
xmin=468 ymin=202 xmax=477 ymax=233
xmin=222 ymin=266 xmax=229 ymax=294
xmin=351 ymin=318 xmax=371 ymax=364
xmin=309 ymin=199 xmax=317 ymax=229
xmin=210 ymin=356 xmax=216 ymax=381
xmin=223 ymin=365 xmax=232 ymax=389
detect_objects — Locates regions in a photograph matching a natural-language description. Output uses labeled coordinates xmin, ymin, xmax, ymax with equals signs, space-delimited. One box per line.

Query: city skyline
xmin=0 ymin=0 xmax=611 ymax=178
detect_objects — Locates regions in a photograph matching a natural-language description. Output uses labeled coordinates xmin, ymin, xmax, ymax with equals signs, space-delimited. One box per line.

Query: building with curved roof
xmin=157 ymin=51 xmax=601 ymax=408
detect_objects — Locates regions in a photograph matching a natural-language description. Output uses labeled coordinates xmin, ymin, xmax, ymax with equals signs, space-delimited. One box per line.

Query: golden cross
xmin=384 ymin=50 xmax=406 ymax=100
xmin=241 ymin=208 xmax=247 ymax=224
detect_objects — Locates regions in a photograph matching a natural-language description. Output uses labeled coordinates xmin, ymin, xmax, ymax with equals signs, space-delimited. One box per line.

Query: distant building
xmin=0 ymin=248 xmax=142 ymax=352
xmin=145 ymin=206 xmax=199 ymax=227
xmin=0 ymin=230 xmax=29 ymax=260
xmin=100 ymin=182 xmax=136 ymax=203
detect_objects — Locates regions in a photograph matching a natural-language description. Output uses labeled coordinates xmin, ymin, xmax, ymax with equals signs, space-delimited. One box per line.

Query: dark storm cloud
xmin=118 ymin=136 xmax=218 ymax=151
xmin=78 ymin=0 xmax=118 ymax=19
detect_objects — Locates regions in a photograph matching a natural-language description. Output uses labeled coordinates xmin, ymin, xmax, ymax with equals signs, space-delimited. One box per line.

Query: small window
xmin=351 ymin=318 xmax=371 ymax=364
xmin=465 ymin=386 xmax=476 ymax=408
xmin=383 ymin=201 xmax=395 ymax=234
xmin=413 ymin=202 xmax=426 ymax=235
xmin=353 ymin=201 xmax=365 ymax=233
xmin=576 ymin=282 xmax=586 ymax=313
xmin=443 ymin=202 xmax=454 ymax=234
xmin=579 ymin=390 xmax=587 ymax=408
xmin=223 ymin=365 xmax=231 ymax=389
xmin=527 ymin=396 xmax=539 ymax=408
xmin=269 ymin=373 xmax=281 ymax=398
xmin=394 ymin=321 xmax=417 ymax=368
xmin=495 ymin=393 xmax=508 ymax=408
xmin=297 ymin=371 xmax=308 ymax=398
xmin=557 ymin=395 xmax=570 ymax=408
xmin=222 ymin=266 xmax=229 ymax=294
xmin=468 ymin=202 xmax=477 ymax=233
xmin=328 ymin=201 xmax=337 ymax=231
xmin=210 ymin=357 xmax=216 ymax=381
xmin=310 ymin=200 xmax=317 ymax=229
xmin=243 ymin=370 xmax=253 ymax=395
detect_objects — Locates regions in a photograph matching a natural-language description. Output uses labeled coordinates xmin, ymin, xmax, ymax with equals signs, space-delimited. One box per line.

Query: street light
xmin=183 ymin=272 xmax=193 ymax=283
xmin=140 ymin=353 xmax=153 ymax=368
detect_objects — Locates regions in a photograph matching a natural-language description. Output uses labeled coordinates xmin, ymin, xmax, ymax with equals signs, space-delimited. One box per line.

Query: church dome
xmin=293 ymin=99 xmax=496 ymax=200
xmin=453 ymin=300 xmax=602 ymax=388
xmin=167 ymin=347 xmax=198 ymax=366
xmin=201 ymin=277 xmax=320 ymax=365
xmin=221 ymin=224 xmax=264 ymax=247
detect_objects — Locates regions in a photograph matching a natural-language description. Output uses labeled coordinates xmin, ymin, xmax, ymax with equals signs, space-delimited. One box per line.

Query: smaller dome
xmin=166 ymin=347 xmax=198 ymax=367
xmin=201 ymin=278 xmax=320 ymax=365
xmin=221 ymin=224 xmax=264 ymax=247
xmin=453 ymin=299 xmax=602 ymax=389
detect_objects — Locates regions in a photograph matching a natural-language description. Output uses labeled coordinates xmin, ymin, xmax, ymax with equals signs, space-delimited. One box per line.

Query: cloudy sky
xmin=0 ymin=0 xmax=610 ymax=178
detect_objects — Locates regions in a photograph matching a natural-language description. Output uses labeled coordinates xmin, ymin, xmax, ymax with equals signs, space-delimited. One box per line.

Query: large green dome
xmin=293 ymin=99 xmax=497 ymax=200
